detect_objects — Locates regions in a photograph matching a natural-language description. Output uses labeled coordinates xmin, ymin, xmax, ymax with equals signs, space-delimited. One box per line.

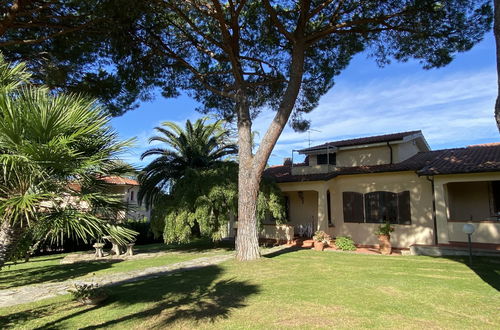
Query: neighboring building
xmin=45 ymin=176 xmax=150 ymax=222
xmin=242 ymin=131 xmax=500 ymax=249
xmin=101 ymin=176 xmax=151 ymax=221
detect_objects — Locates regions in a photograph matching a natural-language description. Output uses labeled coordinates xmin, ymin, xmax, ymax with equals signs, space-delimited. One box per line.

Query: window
xmin=317 ymin=153 xmax=336 ymax=165
xmin=343 ymin=192 xmax=364 ymax=223
xmin=365 ymin=191 xmax=397 ymax=223
xmin=492 ymin=181 xmax=500 ymax=215
xmin=327 ymin=190 xmax=332 ymax=225
xmin=342 ymin=190 xmax=411 ymax=224
xmin=130 ymin=190 xmax=134 ymax=202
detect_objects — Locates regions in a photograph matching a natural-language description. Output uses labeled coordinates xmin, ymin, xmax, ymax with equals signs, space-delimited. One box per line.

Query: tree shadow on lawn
xmin=26 ymin=265 xmax=259 ymax=329
xmin=0 ymin=260 xmax=122 ymax=289
xmin=441 ymin=256 xmax=500 ymax=291
xmin=263 ymin=246 xmax=304 ymax=258
xmin=136 ymin=239 xmax=235 ymax=254
xmin=0 ymin=300 xmax=101 ymax=329
xmin=9 ymin=255 xmax=66 ymax=264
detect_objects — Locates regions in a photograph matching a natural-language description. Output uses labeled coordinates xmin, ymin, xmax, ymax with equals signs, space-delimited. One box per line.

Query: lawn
xmin=0 ymin=239 xmax=233 ymax=290
xmin=1 ymin=249 xmax=499 ymax=329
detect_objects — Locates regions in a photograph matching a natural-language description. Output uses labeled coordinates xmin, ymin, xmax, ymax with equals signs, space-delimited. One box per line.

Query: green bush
xmin=69 ymin=282 xmax=109 ymax=304
xmin=124 ymin=218 xmax=162 ymax=245
xmin=334 ymin=236 xmax=356 ymax=251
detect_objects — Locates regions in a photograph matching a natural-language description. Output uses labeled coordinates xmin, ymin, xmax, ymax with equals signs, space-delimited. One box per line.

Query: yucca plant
xmin=0 ymin=56 xmax=137 ymax=268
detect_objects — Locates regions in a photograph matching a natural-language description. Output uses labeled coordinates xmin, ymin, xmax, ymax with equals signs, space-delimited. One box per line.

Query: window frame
xmin=317 ymin=153 xmax=336 ymax=165
xmin=342 ymin=190 xmax=412 ymax=225
xmin=327 ymin=190 xmax=332 ymax=225
xmin=490 ymin=181 xmax=500 ymax=216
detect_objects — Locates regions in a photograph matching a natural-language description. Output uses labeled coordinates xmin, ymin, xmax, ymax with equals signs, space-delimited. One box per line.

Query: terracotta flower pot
xmin=314 ymin=241 xmax=325 ymax=251
xmin=378 ymin=234 xmax=391 ymax=255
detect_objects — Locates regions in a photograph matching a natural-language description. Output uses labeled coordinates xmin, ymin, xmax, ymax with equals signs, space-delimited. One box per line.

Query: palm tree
xmin=0 ymin=57 xmax=136 ymax=267
xmin=139 ymin=118 xmax=288 ymax=244
xmin=138 ymin=118 xmax=238 ymax=208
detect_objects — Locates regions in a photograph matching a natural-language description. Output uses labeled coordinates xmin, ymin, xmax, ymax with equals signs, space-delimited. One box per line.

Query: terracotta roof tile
xmin=299 ymin=130 xmax=422 ymax=153
xmin=467 ymin=142 xmax=500 ymax=147
xmin=417 ymin=145 xmax=500 ymax=175
xmin=264 ymin=145 xmax=500 ymax=183
xmin=100 ymin=176 xmax=139 ymax=186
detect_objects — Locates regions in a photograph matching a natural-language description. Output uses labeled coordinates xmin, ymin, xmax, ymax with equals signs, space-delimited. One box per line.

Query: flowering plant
xmin=313 ymin=230 xmax=331 ymax=243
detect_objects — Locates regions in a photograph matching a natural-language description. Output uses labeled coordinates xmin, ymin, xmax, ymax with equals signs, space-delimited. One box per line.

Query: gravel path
xmin=0 ymin=246 xmax=288 ymax=308
xmin=0 ymin=254 xmax=233 ymax=308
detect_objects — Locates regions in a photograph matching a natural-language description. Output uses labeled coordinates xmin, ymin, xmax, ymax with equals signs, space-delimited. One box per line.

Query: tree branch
xmin=211 ymin=0 xmax=245 ymax=86
xmin=305 ymin=10 xmax=412 ymax=44
xmin=156 ymin=0 xmax=227 ymax=52
xmin=139 ymin=31 xmax=236 ymax=100
xmin=0 ymin=0 xmax=29 ymax=36
xmin=252 ymin=6 xmax=310 ymax=173
xmin=0 ymin=20 xmax=94 ymax=47
xmin=307 ymin=0 xmax=336 ymax=20
xmin=261 ymin=0 xmax=295 ymax=42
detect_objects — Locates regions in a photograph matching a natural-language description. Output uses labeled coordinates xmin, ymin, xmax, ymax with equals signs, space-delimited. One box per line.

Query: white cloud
xmin=250 ymin=68 xmax=498 ymax=165
xmin=123 ymin=67 xmax=498 ymax=167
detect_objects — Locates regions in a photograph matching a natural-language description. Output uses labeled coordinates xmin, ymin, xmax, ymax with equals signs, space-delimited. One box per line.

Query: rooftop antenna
xmin=307 ymin=129 xmax=321 ymax=147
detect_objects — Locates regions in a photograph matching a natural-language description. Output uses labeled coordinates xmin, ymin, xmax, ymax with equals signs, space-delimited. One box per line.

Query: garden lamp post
xmin=462 ymin=224 xmax=475 ymax=265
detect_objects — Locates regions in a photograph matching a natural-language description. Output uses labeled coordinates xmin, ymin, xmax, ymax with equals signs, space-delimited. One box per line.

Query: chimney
xmin=283 ymin=157 xmax=292 ymax=166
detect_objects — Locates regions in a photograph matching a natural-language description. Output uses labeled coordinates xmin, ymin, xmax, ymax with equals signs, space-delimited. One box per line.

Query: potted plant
xmin=313 ymin=230 xmax=330 ymax=251
xmin=375 ymin=221 xmax=394 ymax=255
xmin=70 ymin=282 xmax=109 ymax=305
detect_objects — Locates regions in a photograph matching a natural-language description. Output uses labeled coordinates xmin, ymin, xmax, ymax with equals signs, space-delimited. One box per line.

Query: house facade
xmin=256 ymin=131 xmax=500 ymax=249
xmin=101 ymin=176 xmax=151 ymax=221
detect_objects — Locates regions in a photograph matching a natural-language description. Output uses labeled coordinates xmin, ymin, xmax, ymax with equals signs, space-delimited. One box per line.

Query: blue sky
xmin=111 ymin=31 xmax=498 ymax=168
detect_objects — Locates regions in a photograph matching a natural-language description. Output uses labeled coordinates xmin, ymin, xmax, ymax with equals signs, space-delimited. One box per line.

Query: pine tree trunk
xmin=235 ymin=161 xmax=261 ymax=261
xmin=0 ymin=220 xmax=22 ymax=269
xmin=233 ymin=40 xmax=307 ymax=261
xmin=495 ymin=0 xmax=500 ymax=132
xmin=235 ymin=99 xmax=261 ymax=261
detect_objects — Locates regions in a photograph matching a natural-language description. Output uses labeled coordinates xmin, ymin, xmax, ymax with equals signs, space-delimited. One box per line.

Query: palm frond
xmin=0 ymin=57 xmax=138 ymax=263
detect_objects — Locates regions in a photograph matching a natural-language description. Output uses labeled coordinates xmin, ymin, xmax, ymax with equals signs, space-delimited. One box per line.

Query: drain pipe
xmin=386 ymin=142 xmax=393 ymax=164
xmin=426 ymin=175 xmax=439 ymax=245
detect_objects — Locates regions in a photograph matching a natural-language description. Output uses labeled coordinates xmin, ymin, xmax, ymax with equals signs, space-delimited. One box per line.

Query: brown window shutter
xmin=343 ymin=192 xmax=364 ymax=223
xmin=397 ymin=191 xmax=411 ymax=225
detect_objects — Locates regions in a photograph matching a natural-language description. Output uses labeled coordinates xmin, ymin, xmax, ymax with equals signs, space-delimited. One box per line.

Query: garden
xmin=0 ymin=244 xmax=499 ymax=329
xmin=0 ymin=2 xmax=499 ymax=329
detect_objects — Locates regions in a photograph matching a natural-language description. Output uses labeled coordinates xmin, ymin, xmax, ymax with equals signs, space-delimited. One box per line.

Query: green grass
xmin=0 ymin=239 xmax=233 ymax=289
xmin=1 ymin=249 xmax=499 ymax=329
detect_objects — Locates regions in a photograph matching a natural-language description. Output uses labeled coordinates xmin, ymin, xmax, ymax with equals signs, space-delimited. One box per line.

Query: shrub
xmin=69 ymin=282 xmax=109 ymax=304
xmin=335 ymin=236 xmax=356 ymax=251
xmin=374 ymin=221 xmax=395 ymax=236
xmin=124 ymin=218 xmax=162 ymax=245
